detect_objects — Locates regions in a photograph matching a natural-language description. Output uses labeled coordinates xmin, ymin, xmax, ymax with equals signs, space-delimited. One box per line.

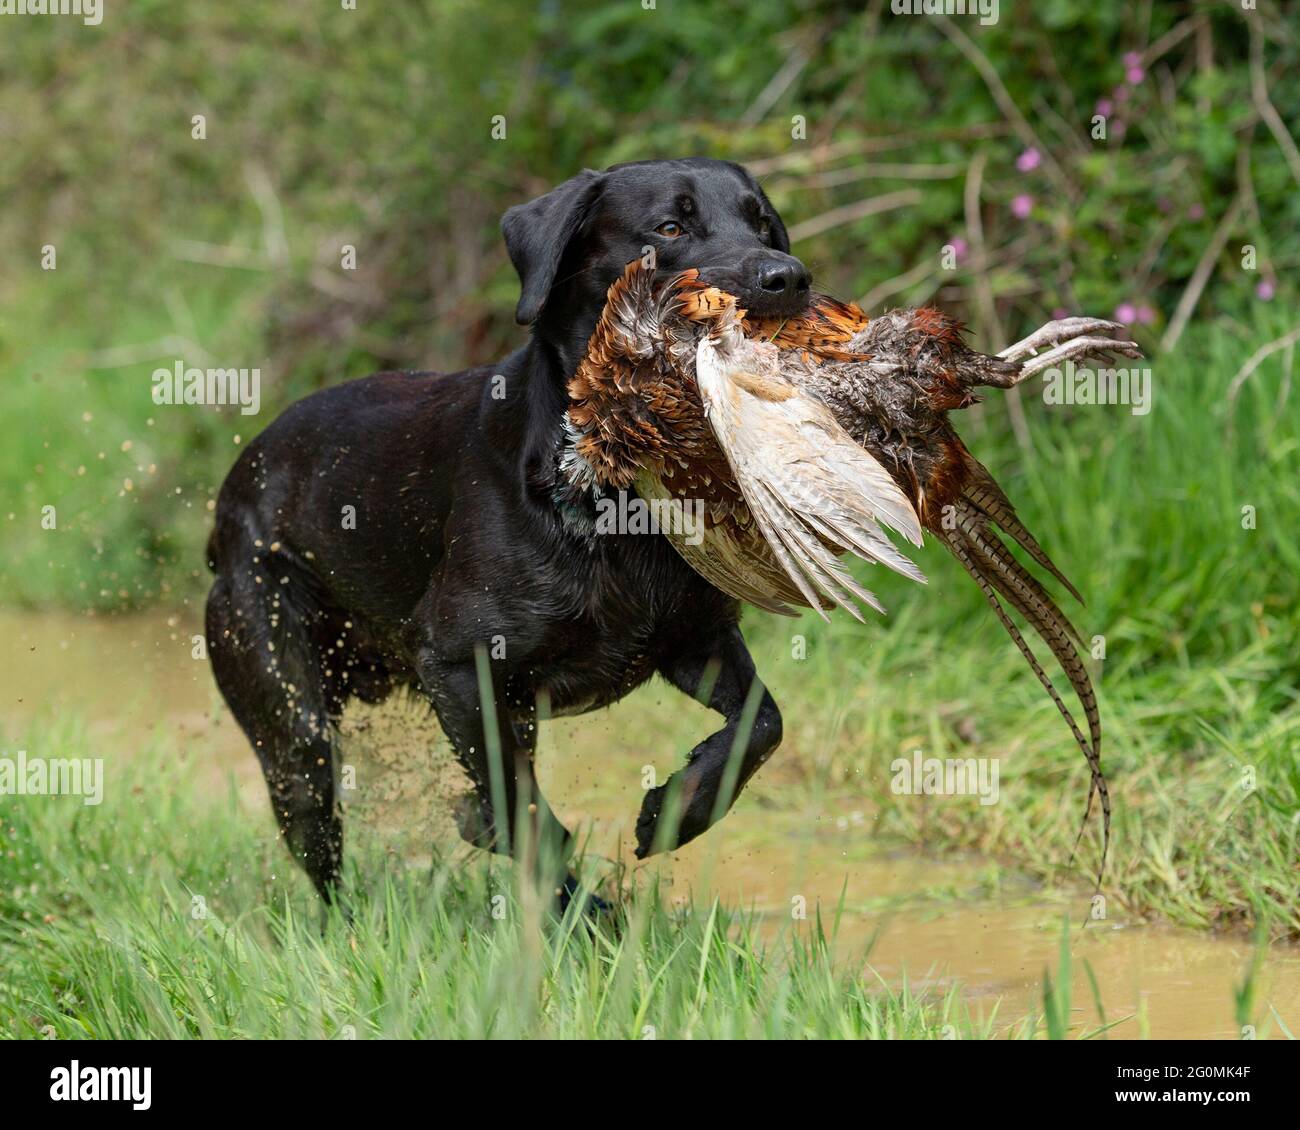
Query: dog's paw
xmin=453 ymin=793 xmax=498 ymax=850
xmin=636 ymin=771 xmax=717 ymax=858
xmin=557 ymin=872 xmax=615 ymax=920
xmin=634 ymin=784 xmax=667 ymax=859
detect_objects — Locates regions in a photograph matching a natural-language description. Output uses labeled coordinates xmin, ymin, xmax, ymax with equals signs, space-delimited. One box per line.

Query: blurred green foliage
xmin=0 ymin=0 xmax=1296 ymax=609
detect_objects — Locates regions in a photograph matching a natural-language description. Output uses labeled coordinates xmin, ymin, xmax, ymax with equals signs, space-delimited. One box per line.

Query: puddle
xmin=2 ymin=609 xmax=1296 ymax=1039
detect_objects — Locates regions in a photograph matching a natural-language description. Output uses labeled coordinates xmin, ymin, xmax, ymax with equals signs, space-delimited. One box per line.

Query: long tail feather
xmin=960 ymin=517 xmax=1107 ymax=886
xmin=939 ymin=501 xmax=1109 ymax=889
xmin=960 ymin=452 xmax=1084 ymax=605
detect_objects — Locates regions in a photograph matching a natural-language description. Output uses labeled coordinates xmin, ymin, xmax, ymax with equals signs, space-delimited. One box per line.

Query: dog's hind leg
xmin=635 ymin=625 xmax=783 ymax=859
xmin=416 ymin=650 xmax=573 ymax=891
xmin=206 ymin=568 xmax=343 ymax=905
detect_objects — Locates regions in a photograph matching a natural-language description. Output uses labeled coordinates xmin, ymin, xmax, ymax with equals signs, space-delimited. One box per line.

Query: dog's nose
xmin=757 ymin=257 xmax=811 ymax=298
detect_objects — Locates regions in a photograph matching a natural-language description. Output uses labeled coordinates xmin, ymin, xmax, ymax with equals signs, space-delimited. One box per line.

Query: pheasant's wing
xmin=634 ymin=473 xmax=810 ymax=617
xmin=697 ymin=348 xmax=926 ymax=621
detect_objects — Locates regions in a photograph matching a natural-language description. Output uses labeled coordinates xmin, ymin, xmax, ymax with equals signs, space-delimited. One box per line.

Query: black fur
xmin=205 ymin=158 xmax=808 ymax=904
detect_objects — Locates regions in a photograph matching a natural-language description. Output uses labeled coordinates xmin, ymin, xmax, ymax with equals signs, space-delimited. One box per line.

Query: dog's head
xmin=502 ymin=157 xmax=810 ymax=373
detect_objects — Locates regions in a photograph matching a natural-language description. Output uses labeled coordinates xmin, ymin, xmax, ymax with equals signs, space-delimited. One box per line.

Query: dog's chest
xmin=521 ymin=532 xmax=729 ymax=714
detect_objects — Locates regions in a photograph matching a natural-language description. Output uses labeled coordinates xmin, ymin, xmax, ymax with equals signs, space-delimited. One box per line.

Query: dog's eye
xmin=655 ymin=221 xmax=684 ymax=239
xmin=757 ymin=218 xmax=772 ymax=240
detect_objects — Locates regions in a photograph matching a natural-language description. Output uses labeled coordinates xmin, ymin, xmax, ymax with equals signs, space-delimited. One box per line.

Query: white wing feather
xmin=636 ymin=472 xmax=807 ymax=616
xmin=695 ymin=334 xmax=926 ymax=620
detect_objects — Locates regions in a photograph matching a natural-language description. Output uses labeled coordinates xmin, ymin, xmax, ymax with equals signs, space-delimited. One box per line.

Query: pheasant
xmin=559 ymin=260 xmax=1143 ymax=883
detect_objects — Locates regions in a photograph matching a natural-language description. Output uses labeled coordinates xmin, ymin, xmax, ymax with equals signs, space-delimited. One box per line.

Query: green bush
xmin=0 ymin=1 xmax=1295 ymax=613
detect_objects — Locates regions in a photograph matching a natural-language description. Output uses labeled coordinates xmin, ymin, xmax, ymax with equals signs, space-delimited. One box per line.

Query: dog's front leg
xmin=418 ymin=650 xmax=572 ymax=883
xmin=635 ymin=625 xmax=783 ymax=859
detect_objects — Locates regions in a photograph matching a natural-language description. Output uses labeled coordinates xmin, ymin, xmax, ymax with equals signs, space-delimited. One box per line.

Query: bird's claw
xmin=999 ymin=318 xmax=1129 ymax=362
xmin=998 ymin=319 xmax=1144 ymax=384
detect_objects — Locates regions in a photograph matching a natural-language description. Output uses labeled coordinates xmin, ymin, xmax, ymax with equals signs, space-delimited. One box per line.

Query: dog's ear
xmin=501 ymin=169 xmax=605 ymax=326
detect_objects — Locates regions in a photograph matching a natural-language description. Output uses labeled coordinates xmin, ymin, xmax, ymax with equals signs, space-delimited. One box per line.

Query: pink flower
xmin=1011 ymin=194 xmax=1034 ymax=219
xmin=1123 ymin=51 xmax=1142 ymax=68
xmin=1126 ymin=66 xmax=1145 ymax=84
xmin=1096 ymin=98 xmax=1114 ymax=117
xmin=1016 ymin=147 xmax=1041 ymax=173
xmin=1136 ymin=305 xmax=1156 ymax=325
xmin=1113 ymin=120 xmax=1127 ymax=138
xmin=1051 ymin=307 xmax=1070 ymax=321
xmin=947 ymin=236 xmax=969 ymax=263
xmin=1115 ymin=85 xmax=1131 ymax=103
xmin=1114 ymin=303 xmax=1138 ymax=324
xmin=1256 ymin=279 xmax=1276 ymax=301
xmin=1187 ymin=203 xmax=1205 ymax=220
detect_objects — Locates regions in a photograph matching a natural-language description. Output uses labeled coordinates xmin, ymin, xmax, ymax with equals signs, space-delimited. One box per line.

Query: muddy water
xmin=3 ymin=610 xmax=1297 ymax=1039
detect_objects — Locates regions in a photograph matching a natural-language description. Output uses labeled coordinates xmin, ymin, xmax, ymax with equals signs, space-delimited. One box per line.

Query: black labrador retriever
xmin=206 ymin=157 xmax=811 ymax=905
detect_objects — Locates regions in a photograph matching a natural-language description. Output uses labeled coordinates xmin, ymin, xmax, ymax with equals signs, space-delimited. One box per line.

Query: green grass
xmin=0 ymin=722 xmax=1027 ymax=1041
xmin=3 ymin=714 xmax=1294 ymax=1040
